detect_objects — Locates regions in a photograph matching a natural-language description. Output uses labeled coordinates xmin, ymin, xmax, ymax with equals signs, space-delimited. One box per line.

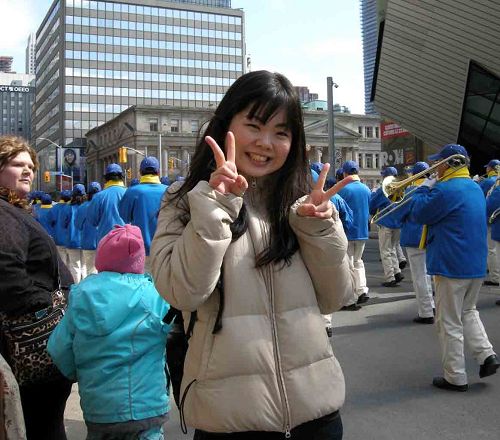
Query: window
xmin=149 ymin=118 xmax=158 ymax=132
xmin=170 ymin=119 xmax=179 ymax=133
xmin=190 ymin=120 xmax=199 ymax=133
xmin=375 ymin=126 xmax=380 ymax=138
xmin=365 ymin=154 xmax=373 ymax=168
xmin=358 ymin=126 xmax=363 ymax=134
xmin=365 ymin=126 xmax=373 ymax=138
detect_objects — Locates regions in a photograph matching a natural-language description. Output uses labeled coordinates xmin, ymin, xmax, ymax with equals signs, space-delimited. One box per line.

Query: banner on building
xmin=380 ymin=119 xmax=420 ymax=173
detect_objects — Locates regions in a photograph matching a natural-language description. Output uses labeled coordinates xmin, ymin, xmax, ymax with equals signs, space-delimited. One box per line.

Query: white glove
xmin=421 ymin=177 xmax=437 ymax=188
xmin=472 ymin=174 xmax=480 ymax=182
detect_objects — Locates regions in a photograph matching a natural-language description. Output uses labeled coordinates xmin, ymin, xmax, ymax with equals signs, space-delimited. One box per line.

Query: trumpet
xmin=371 ymin=154 xmax=468 ymax=224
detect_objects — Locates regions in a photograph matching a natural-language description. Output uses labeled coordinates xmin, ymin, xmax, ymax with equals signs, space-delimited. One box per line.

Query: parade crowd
xmin=1 ymin=70 xmax=499 ymax=440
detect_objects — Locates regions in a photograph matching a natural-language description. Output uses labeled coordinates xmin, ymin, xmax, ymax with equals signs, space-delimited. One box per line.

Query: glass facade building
xmin=33 ymin=0 xmax=244 ymax=184
xmin=360 ymin=0 xmax=378 ymax=115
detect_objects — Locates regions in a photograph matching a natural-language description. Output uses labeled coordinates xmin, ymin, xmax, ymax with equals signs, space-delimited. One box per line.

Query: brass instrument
xmin=371 ymin=154 xmax=468 ymax=224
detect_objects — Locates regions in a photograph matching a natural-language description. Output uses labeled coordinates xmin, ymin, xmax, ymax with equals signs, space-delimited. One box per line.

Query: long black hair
xmin=169 ymin=71 xmax=310 ymax=267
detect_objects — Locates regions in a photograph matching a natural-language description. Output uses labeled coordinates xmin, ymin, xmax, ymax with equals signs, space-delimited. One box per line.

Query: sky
xmin=1 ymin=0 xmax=365 ymax=114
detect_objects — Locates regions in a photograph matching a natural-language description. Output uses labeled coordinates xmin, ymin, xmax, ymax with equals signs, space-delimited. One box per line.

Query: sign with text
xmin=381 ymin=120 xmax=417 ymax=172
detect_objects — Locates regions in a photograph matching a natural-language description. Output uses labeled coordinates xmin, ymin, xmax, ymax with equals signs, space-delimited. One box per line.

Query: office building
xmin=0 ymin=57 xmax=14 ymax=73
xmin=372 ymin=0 xmax=500 ymax=173
xmin=294 ymin=86 xmax=318 ymax=104
xmin=26 ymin=33 xmax=37 ymax=75
xmin=360 ymin=0 xmax=378 ymax=115
xmin=33 ymin=0 xmax=244 ymax=186
xmin=0 ymin=73 xmax=35 ymax=138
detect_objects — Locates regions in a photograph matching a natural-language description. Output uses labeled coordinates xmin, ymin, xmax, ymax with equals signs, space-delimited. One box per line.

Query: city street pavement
xmin=64 ymin=237 xmax=500 ymax=439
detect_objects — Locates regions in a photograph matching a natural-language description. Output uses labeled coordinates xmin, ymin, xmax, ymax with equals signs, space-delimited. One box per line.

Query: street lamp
xmin=37 ymin=137 xmax=63 ymax=191
xmin=327 ymin=77 xmax=339 ymax=177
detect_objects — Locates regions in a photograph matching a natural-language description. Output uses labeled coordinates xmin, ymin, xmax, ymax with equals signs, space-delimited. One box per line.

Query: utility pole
xmin=327 ymin=77 xmax=339 ymax=177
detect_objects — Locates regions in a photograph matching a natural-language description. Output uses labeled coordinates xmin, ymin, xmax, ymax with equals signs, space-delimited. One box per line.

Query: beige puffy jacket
xmin=151 ymin=180 xmax=354 ymax=434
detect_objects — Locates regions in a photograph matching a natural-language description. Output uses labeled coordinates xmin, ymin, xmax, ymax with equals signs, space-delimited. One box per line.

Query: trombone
xmin=371 ymin=154 xmax=468 ymax=224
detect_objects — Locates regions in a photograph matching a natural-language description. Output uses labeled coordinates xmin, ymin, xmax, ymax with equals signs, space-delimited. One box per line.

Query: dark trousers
xmin=193 ymin=411 xmax=342 ymax=440
xmin=19 ymin=378 xmax=72 ymax=440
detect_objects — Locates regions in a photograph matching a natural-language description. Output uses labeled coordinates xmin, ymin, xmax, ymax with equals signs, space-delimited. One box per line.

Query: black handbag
xmin=0 ymin=278 xmax=67 ymax=387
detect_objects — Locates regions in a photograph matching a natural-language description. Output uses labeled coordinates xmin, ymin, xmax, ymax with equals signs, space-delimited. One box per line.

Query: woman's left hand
xmin=297 ymin=163 xmax=354 ymax=218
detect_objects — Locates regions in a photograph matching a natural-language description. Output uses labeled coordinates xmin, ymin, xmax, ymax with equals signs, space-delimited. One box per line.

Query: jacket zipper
xmin=259 ymin=218 xmax=292 ymax=437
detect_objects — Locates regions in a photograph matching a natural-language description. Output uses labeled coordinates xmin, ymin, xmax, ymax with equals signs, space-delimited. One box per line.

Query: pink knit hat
xmin=95 ymin=224 xmax=145 ymax=274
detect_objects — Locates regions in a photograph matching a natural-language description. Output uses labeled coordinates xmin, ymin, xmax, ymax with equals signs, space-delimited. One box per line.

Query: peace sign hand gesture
xmin=297 ymin=163 xmax=355 ymax=218
xmin=205 ymin=132 xmax=248 ymax=197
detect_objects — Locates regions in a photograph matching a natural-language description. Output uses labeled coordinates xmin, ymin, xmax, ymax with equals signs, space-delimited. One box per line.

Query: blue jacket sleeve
xmin=369 ymin=189 xmax=390 ymax=216
xmin=409 ymin=186 xmax=449 ymax=225
xmin=47 ymin=307 xmax=77 ymax=381
xmin=332 ymin=194 xmax=353 ymax=232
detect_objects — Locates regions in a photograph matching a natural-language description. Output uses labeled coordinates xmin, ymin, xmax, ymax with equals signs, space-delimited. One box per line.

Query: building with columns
xmin=85 ymin=105 xmax=213 ymax=182
xmin=304 ymin=111 xmax=383 ymax=189
xmin=85 ymin=105 xmax=383 ymax=188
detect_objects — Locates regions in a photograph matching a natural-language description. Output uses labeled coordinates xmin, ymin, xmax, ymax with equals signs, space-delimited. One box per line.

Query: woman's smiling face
xmin=228 ymin=106 xmax=292 ymax=178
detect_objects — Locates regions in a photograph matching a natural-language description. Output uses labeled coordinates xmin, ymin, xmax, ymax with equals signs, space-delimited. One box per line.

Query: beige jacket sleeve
xmin=289 ymin=197 xmax=354 ymax=314
xmin=150 ymin=181 xmax=243 ymax=311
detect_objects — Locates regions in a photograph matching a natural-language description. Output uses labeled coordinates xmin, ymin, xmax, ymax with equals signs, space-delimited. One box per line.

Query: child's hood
xmin=69 ymin=272 xmax=153 ymax=336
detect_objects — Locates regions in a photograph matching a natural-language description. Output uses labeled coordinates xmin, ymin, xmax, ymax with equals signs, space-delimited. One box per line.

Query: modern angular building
xmin=33 ymin=0 xmax=244 ymax=185
xmin=0 ymin=73 xmax=36 ymax=139
xmin=371 ymin=0 xmax=500 ymax=172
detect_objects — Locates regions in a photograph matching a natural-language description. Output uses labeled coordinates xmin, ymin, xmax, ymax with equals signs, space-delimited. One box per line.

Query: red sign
xmin=381 ymin=122 xmax=410 ymax=139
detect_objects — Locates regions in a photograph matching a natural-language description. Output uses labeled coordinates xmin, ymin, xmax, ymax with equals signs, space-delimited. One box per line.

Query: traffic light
xmin=118 ymin=146 xmax=128 ymax=163
xmin=126 ymin=168 xmax=132 ymax=180
xmin=44 ymin=171 xmax=50 ymax=183
xmin=168 ymin=158 xmax=174 ymax=170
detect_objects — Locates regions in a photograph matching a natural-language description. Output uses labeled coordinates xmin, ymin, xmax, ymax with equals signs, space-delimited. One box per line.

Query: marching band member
xmin=478 ymin=159 xmax=499 ymax=196
xmin=486 ymin=183 xmax=500 ymax=306
xmin=481 ymin=159 xmax=500 ymax=286
xmin=119 ymin=157 xmax=168 ymax=272
xmin=338 ymin=160 xmax=372 ymax=309
xmin=393 ymin=162 xmax=435 ymax=323
xmin=370 ymin=166 xmax=404 ymax=287
xmin=410 ymin=143 xmax=499 ymax=391
xmin=87 ymin=163 xmax=126 ymax=244
xmin=311 ymin=164 xmax=354 ymax=334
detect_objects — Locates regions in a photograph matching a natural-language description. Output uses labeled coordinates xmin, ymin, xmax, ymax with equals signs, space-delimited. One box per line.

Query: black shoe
xmin=432 ymin=377 xmax=468 ymax=392
xmin=399 ymin=260 xmax=407 ymax=270
xmin=340 ymin=304 xmax=362 ymax=311
xmin=483 ymin=280 xmax=500 ymax=286
xmin=413 ymin=316 xmax=434 ymax=324
xmin=496 ymin=300 xmax=500 ymax=306
xmin=357 ymin=293 xmax=370 ymax=304
xmin=381 ymin=280 xmax=398 ymax=288
xmin=326 ymin=326 xmax=333 ymax=338
xmin=479 ymin=354 xmax=500 ymax=378
xmin=394 ymin=272 xmax=405 ymax=283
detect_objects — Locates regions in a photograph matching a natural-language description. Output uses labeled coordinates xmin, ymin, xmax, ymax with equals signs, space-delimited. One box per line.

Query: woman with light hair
xmin=0 ymin=135 xmax=73 ymax=439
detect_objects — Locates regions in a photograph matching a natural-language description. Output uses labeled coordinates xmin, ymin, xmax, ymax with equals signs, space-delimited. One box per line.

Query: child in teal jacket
xmin=48 ymin=224 xmax=171 ymax=440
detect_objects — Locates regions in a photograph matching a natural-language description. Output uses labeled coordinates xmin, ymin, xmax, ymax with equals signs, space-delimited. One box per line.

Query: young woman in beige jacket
xmin=151 ymin=70 xmax=354 ymax=439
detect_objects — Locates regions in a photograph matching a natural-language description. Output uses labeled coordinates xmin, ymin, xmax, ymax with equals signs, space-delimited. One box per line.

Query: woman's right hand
xmin=205 ymin=132 xmax=248 ymax=197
